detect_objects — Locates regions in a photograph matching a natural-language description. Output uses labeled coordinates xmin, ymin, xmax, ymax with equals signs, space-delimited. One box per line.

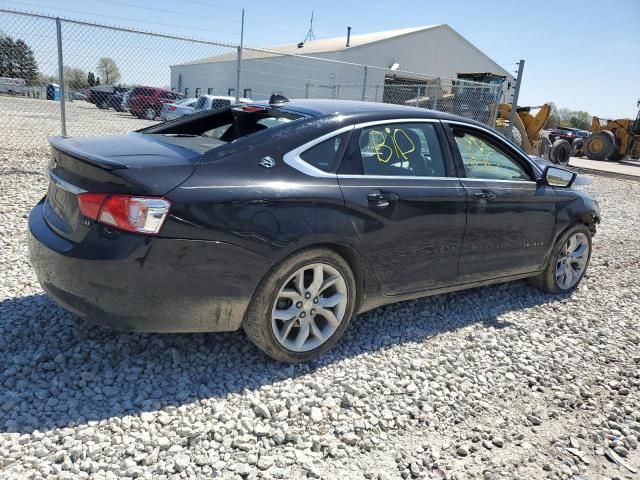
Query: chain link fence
xmin=0 ymin=9 xmax=503 ymax=151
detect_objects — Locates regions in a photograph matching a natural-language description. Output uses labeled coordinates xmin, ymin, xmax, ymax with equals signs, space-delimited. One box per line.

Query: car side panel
xmin=161 ymin=150 xmax=358 ymax=259
xmin=458 ymin=179 xmax=557 ymax=281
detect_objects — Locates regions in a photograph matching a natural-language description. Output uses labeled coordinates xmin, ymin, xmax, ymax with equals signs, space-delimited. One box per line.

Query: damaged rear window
xmin=140 ymin=106 xmax=304 ymax=143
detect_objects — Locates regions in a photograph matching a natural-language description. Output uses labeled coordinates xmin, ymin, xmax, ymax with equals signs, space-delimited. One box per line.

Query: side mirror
xmin=544 ymin=166 xmax=577 ymax=188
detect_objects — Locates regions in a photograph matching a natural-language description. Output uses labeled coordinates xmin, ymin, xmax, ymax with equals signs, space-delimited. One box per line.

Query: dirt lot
xmin=0 ymin=95 xmax=158 ymax=153
xmin=0 ymin=99 xmax=639 ymax=480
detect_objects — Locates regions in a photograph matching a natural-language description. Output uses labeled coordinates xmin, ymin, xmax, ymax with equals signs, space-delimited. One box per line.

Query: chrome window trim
xmin=442 ymin=119 xmax=543 ymax=176
xmin=282 ymin=125 xmax=354 ymax=179
xmin=48 ymin=170 xmax=86 ymax=195
xmin=460 ymin=178 xmax=537 ymax=185
xmin=338 ymin=174 xmax=456 ymax=181
xmin=284 ymin=118 xmax=443 ymax=179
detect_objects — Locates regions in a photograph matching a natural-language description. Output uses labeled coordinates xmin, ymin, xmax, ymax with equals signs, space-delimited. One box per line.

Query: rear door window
xmin=355 ymin=122 xmax=446 ymax=177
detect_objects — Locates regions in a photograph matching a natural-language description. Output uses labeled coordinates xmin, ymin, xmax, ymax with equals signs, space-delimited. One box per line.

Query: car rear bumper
xmin=28 ymin=200 xmax=272 ymax=333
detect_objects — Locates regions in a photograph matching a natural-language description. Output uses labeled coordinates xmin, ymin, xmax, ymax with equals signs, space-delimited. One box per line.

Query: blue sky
xmin=1 ymin=0 xmax=638 ymax=118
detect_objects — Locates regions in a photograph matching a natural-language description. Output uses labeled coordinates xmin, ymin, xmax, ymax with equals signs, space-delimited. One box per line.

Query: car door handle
xmin=472 ymin=191 xmax=497 ymax=201
xmin=367 ymin=190 xmax=398 ymax=208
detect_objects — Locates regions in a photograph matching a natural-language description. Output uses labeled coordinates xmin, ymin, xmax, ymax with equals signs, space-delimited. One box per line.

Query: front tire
xmin=528 ymin=224 xmax=592 ymax=294
xmin=584 ymin=131 xmax=615 ymax=160
xmin=243 ymin=248 xmax=356 ymax=363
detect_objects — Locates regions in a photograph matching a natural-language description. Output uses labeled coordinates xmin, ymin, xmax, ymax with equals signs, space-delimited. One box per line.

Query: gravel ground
xmin=1 ymin=104 xmax=639 ymax=480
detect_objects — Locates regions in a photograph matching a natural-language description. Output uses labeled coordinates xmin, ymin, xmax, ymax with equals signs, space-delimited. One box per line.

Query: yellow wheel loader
xmin=496 ymin=103 xmax=573 ymax=165
xmin=584 ymin=100 xmax=640 ymax=161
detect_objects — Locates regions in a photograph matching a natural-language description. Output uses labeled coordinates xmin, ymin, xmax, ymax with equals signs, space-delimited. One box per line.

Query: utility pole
xmin=507 ymin=59 xmax=525 ymax=141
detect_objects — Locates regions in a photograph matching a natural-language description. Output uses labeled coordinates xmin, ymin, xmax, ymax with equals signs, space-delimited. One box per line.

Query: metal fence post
xmin=489 ymin=85 xmax=501 ymax=127
xmin=361 ymin=65 xmax=368 ymax=101
xmin=432 ymin=77 xmax=441 ymax=110
xmin=235 ymin=8 xmax=244 ymax=103
xmin=416 ymin=86 xmax=420 ymax=107
xmin=55 ymin=17 xmax=67 ymax=136
xmin=305 ymin=83 xmax=309 ymax=99
xmin=507 ymin=60 xmax=525 ymax=140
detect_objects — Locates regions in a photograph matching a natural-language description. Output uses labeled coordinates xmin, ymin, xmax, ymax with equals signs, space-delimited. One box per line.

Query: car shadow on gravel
xmin=0 ymin=281 xmax=563 ymax=434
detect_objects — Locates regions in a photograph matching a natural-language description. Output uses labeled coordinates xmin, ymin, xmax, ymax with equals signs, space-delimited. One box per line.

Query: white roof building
xmin=170 ymin=24 xmax=514 ymax=110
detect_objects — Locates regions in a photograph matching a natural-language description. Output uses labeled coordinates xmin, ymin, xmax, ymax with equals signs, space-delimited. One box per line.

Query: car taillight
xmin=241 ymin=106 xmax=266 ymax=112
xmin=77 ymin=193 xmax=171 ymax=235
xmin=167 ymin=105 xmax=176 ymax=111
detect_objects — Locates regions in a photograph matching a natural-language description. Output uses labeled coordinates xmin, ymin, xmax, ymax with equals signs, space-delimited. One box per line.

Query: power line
xmin=90 ymin=0 xmax=241 ymax=23
xmin=0 ymin=0 xmax=240 ymax=35
xmin=177 ymin=0 xmax=242 ymax=10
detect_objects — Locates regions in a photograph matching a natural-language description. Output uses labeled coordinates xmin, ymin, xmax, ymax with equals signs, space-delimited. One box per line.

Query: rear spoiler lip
xmin=48 ymin=136 xmax=128 ymax=170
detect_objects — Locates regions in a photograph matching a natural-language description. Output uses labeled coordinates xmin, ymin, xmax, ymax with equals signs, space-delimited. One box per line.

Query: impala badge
xmin=259 ymin=156 xmax=276 ymax=169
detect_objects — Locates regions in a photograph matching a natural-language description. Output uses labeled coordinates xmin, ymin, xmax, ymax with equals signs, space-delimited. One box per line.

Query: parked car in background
xmin=192 ymin=95 xmax=251 ymax=113
xmin=128 ymin=86 xmax=183 ymax=120
xmin=160 ymin=97 xmax=197 ymax=121
xmin=120 ymin=90 xmax=131 ymax=112
xmin=160 ymin=95 xmax=251 ymax=121
xmin=0 ymin=77 xmax=27 ymax=94
xmin=108 ymin=91 xmax=130 ymax=112
xmin=548 ymin=127 xmax=591 ymax=157
xmin=548 ymin=127 xmax=590 ymax=144
xmin=69 ymin=91 xmax=86 ymax=101
xmin=86 ymin=85 xmax=127 ymax=109
xmin=28 ymin=97 xmax=600 ymax=362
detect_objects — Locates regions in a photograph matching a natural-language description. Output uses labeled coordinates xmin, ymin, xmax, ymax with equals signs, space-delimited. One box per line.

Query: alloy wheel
xmin=555 ymin=232 xmax=589 ymax=289
xmin=271 ymin=263 xmax=348 ymax=352
xmin=145 ymin=108 xmax=156 ymax=120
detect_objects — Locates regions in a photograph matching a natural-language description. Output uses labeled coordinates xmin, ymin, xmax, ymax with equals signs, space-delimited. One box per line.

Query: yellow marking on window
xmin=370 ymin=130 xmax=393 ymax=163
xmin=370 ymin=128 xmax=416 ymax=163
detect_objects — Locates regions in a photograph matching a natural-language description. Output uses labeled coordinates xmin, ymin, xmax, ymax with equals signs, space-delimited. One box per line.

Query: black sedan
xmin=28 ymin=97 xmax=600 ymax=362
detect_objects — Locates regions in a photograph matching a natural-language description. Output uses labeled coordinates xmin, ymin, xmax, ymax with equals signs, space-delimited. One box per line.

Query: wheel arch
xmin=269 ymin=240 xmax=375 ymax=314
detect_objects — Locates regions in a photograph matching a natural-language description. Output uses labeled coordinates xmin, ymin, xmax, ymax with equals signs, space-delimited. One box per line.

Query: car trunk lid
xmin=44 ymin=133 xmax=210 ymax=242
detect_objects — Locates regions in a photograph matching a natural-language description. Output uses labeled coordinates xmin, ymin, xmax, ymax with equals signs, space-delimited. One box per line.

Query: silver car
xmin=161 ymin=95 xmax=252 ymax=121
xmin=160 ymin=98 xmax=198 ymax=121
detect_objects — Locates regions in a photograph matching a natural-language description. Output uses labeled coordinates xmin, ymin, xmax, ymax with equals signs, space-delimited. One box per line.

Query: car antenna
xmin=269 ymin=94 xmax=289 ymax=107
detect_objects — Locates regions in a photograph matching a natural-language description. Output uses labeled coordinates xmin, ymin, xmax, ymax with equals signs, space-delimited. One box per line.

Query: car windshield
xmin=142 ymin=105 xmax=304 ymax=143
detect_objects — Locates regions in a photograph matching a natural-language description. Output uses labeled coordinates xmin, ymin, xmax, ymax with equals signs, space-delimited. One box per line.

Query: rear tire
xmin=144 ymin=107 xmax=157 ymax=120
xmin=584 ymin=131 xmax=615 ymax=160
xmin=243 ymin=248 xmax=356 ymax=363
xmin=527 ymin=223 xmax=592 ymax=294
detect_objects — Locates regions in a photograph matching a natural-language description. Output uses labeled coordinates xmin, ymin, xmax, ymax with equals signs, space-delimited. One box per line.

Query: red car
xmin=128 ymin=86 xmax=183 ymax=120
xmin=548 ymin=127 xmax=590 ymax=144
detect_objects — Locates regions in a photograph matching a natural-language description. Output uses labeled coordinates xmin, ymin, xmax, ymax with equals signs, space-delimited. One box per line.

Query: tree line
xmin=546 ymin=104 xmax=593 ymax=131
xmin=1 ymin=32 xmax=121 ymax=89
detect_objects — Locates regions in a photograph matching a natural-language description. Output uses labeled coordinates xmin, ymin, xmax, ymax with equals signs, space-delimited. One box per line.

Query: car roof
xmin=248 ymin=98 xmax=493 ymax=129
xmin=132 ymin=86 xmax=175 ymax=93
xmin=201 ymin=95 xmax=251 ymax=102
